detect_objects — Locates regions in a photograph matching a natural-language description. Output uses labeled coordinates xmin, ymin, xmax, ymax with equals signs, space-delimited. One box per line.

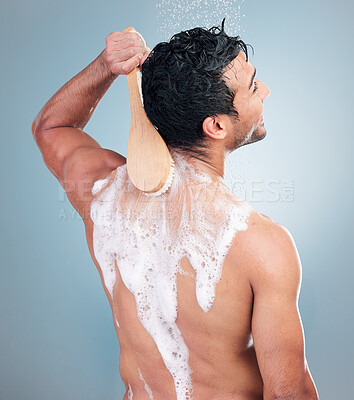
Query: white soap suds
xmin=128 ymin=383 xmax=133 ymax=399
xmin=92 ymin=177 xmax=109 ymax=195
xmin=138 ymin=368 xmax=154 ymax=399
xmin=90 ymin=149 xmax=252 ymax=399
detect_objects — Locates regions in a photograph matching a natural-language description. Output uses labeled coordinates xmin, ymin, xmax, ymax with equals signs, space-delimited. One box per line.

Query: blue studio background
xmin=1 ymin=0 xmax=353 ymax=399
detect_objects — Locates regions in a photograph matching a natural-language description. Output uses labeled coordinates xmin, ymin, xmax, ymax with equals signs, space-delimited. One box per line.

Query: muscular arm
xmin=31 ymin=30 xmax=149 ymax=215
xmin=248 ymin=218 xmax=319 ymax=399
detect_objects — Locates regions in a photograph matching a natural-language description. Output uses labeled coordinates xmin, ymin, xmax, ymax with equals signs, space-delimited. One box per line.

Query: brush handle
xmin=126 ymin=69 xmax=146 ymax=139
xmin=123 ymin=26 xmax=172 ymax=194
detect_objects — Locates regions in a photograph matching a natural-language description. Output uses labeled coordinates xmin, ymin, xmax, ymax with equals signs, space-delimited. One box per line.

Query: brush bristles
xmin=143 ymin=154 xmax=175 ymax=197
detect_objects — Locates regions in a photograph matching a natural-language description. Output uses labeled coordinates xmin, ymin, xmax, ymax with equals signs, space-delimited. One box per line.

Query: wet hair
xmin=141 ymin=18 xmax=252 ymax=159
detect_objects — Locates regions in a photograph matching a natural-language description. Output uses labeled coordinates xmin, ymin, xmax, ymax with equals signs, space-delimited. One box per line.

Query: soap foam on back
xmin=90 ymin=150 xmax=252 ymax=399
xmin=128 ymin=383 xmax=133 ymax=399
xmin=138 ymin=368 xmax=154 ymax=399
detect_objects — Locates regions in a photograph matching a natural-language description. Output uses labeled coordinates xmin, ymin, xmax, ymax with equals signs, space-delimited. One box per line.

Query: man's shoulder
xmin=231 ymin=210 xmax=300 ymax=280
xmin=241 ymin=210 xmax=289 ymax=243
xmin=64 ymin=147 xmax=126 ymax=219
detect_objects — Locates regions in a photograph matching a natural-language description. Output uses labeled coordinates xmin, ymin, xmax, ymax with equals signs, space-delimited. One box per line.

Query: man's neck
xmin=171 ymin=148 xmax=225 ymax=180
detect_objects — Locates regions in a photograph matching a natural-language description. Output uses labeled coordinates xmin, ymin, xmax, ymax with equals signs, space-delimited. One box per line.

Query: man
xmin=32 ymin=20 xmax=319 ymax=400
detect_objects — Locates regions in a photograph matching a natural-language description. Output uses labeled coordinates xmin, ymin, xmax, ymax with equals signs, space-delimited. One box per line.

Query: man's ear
xmin=202 ymin=116 xmax=227 ymax=140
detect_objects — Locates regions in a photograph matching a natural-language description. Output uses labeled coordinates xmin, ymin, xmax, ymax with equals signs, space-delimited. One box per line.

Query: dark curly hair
xmin=141 ymin=18 xmax=252 ymax=159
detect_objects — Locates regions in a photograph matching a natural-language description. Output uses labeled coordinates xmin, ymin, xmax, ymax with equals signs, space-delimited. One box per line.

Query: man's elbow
xmin=31 ymin=122 xmax=38 ymax=143
xmin=31 ymin=117 xmax=42 ymax=140
xmin=31 ymin=119 xmax=37 ymax=136
xmin=31 ymin=118 xmax=48 ymax=148
xmin=31 ymin=114 xmax=47 ymax=138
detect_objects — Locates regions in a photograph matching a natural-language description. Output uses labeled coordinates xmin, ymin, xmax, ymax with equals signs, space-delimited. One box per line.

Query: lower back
xmin=115 ymin=244 xmax=263 ymax=399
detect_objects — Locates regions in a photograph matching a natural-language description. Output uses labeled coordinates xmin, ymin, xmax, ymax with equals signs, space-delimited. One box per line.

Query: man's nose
xmin=257 ymin=80 xmax=270 ymax=101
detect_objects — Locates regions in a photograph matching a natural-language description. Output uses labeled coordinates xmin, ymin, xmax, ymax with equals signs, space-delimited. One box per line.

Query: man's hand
xmin=104 ymin=30 xmax=151 ymax=76
xmin=32 ymin=29 xmax=153 ymax=218
xmin=32 ymin=28 xmax=152 ymax=217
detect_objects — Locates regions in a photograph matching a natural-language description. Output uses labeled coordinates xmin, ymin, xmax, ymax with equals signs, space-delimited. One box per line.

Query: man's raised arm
xmin=31 ymin=30 xmax=150 ymax=214
xmin=247 ymin=218 xmax=319 ymax=400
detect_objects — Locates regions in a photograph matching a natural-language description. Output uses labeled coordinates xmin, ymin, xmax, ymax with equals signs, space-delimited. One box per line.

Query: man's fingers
xmin=107 ymin=31 xmax=144 ymax=45
xmin=105 ymin=29 xmax=148 ymax=75
xmin=134 ymin=31 xmax=146 ymax=49
xmin=108 ymin=38 xmax=142 ymax=49
xmin=113 ymin=46 xmax=145 ymax=61
xmin=106 ymin=46 xmax=145 ymax=73
xmin=118 ymin=53 xmax=143 ymax=74
xmin=139 ymin=47 xmax=152 ymax=66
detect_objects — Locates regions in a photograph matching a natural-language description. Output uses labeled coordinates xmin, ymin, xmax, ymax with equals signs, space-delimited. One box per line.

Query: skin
xmin=32 ymin=30 xmax=319 ymax=399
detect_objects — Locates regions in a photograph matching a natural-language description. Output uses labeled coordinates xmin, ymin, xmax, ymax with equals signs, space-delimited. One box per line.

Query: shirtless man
xmin=32 ymin=21 xmax=319 ymax=400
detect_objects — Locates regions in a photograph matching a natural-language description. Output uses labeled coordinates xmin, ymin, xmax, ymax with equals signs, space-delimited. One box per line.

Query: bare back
xmin=102 ymin=231 xmax=264 ymax=400
xmin=82 ymin=150 xmax=274 ymax=400
xmin=85 ymin=212 xmax=265 ymax=399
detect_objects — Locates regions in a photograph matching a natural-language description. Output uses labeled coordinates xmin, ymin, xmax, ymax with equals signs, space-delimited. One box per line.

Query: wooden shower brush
xmin=124 ymin=26 xmax=175 ymax=196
